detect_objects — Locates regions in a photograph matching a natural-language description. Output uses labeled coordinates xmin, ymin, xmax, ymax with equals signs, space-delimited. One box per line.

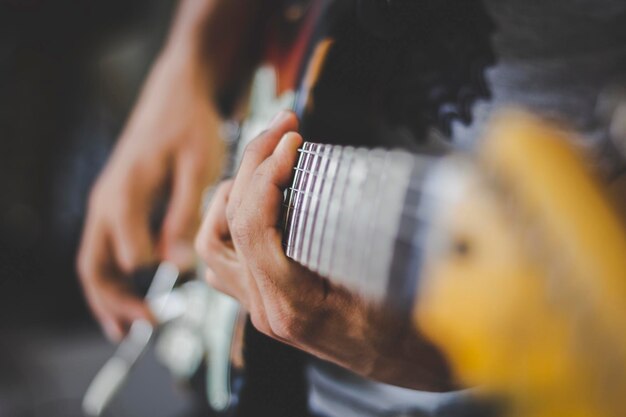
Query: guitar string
xmin=299 ymin=143 xmax=323 ymax=262
xmin=283 ymin=147 xmax=434 ymax=247
xmin=290 ymin=143 xmax=311 ymax=260
xmin=284 ymin=176 xmax=432 ymax=241
xmin=284 ymin=145 xmax=435 ymax=264
xmin=294 ymin=146 xmax=434 ymax=193
xmin=324 ymin=147 xmax=356 ymax=280
xmin=302 ymin=144 xmax=332 ymax=266
xmin=308 ymin=145 xmax=341 ymax=273
xmin=285 ymin=146 xmax=308 ymax=254
xmin=283 ymin=145 xmax=435 ymax=299
xmin=282 ymin=187 xmax=428 ymax=249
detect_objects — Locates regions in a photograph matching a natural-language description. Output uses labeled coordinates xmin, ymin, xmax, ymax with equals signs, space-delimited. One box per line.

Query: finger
xmin=247 ymin=131 xmax=303 ymax=233
xmin=196 ymin=180 xmax=234 ymax=246
xmin=228 ymin=111 xmax=298 ymax=218
xmin=78 ymin=212 xmax=154 ymax=340
xmin=236 ymin=132 xmax=328 ymax=303
xmin=224 ymin=111 xmax=298 ymax=339
xmin=194 ymin=181 xmax=269 ymax=331
xmin=233 ymin=132 xmax=302 ymax=258
xmin=161 ymin=151 xmax=209 ymax=270
xmin=110 ymin=205 xmax=155 ymax=275
xmin=195 ymin=181 xmax=247 ymax=300
xmin=231 ymin=131 xmax=324 ymax=336
xmin=91 ymin=279 xmax=155 ymax=341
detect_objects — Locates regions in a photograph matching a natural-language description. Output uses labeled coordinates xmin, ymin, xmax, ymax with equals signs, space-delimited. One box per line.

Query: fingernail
xmin=269 ymin=110 xmax=291 ymax=128
xmin=167 ymin=241 xmax=196 ymax=271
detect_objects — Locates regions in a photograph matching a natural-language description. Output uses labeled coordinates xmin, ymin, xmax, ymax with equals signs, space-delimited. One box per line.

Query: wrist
xmin=166 ymin=0 xmax=217 ymax=50
xmin=160 ymin=0 xmax=218 ymax=85
xmin=154 ymin=44 xmax=215 ymax=98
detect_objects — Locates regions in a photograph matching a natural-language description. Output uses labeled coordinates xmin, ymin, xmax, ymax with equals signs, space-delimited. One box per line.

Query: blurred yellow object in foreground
xmin=417 ymin=111 xmax=626 ymax=417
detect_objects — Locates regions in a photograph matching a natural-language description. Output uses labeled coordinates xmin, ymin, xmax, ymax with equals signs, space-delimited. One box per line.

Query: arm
xmin=77 ymin=0 xmax=269 ymax=342
xmin=195 ymin=112 xmax=456 ymax=391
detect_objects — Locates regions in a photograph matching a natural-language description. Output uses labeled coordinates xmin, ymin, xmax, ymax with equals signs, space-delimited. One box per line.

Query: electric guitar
xmin=84 ymin=1 xmax=626 ymax=417
xmin=282 ymin=111 xmax=626 ymax=417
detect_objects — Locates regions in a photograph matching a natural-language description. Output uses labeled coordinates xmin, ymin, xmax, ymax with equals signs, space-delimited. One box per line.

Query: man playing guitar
xmin=78 ymin=0 xmax=626 ymax=416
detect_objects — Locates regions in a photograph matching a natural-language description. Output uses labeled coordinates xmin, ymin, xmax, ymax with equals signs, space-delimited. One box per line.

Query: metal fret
xmin=290 ymin=143 xmax=310 ymax=260
xmin=284 ymin=146 xmax=307 ymax=255
xmin=286 ymin=144 xmax=314 ymax=259
xmin=282 ymin=141 xmax=442 ymax=303
xmin=355 ymin=149 xmax=387 ymax=298
xmin=319 ymin=147 xmax=354 ymax=278
xmin=296 ymin=143 xmax=320 ymax=261
xmin=301 ymin=144 xmax=329 ymax=266
xmin=309 ymin=145 xmax=338 ymax=272
xmin=331 ymin=148 xmax=368 ymax=290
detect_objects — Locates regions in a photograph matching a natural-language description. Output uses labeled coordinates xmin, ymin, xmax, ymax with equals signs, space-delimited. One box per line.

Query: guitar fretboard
xmin=282 ymin=142 xmax=435 ymax=303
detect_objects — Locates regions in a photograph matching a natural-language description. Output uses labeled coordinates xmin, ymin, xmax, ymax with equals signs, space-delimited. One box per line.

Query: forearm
xmin=161 ymin=0 xmax=277 ymax=100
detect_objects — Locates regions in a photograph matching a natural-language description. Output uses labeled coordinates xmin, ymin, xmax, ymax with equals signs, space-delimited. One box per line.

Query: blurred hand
xmin=78 ymin=51 xmax=226 ymax=342
xmin=195 ymin=111 xmax=454 ymax=391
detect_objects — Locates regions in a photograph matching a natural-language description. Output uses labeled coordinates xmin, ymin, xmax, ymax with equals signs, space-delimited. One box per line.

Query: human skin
xmin=76 ymin=0 xmax=268 ymax=342
xmin=195 ymin=111 xmax=456 ymax=391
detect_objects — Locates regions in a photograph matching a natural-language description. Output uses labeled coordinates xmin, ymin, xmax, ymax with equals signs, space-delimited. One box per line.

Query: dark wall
xmin=0 ymin=0 xmax=174 ymax=328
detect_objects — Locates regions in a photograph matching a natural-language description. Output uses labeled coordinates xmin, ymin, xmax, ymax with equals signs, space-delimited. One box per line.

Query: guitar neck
xmin=282 ymin=142 xmax=437 ymax=306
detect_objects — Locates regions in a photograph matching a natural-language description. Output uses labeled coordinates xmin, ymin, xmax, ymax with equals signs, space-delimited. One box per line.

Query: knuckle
xmin=268 ymin=302 xmax=307 ymax=341
xmin=250 ymin=312 xmax=272 ymax=336
xmin=195 ymin=228 xmax=218 ymax=261
xmin=230 ymin=216 xmax=252 ymax=246
xmin=251 ymin=165 xmax=270 ymax=185
xmin=270 ymin=309 xmax=302 ymax=341
xmin=114 ymin=193 xmax=134 ymax=218
xmin=187 ymin=155 xmax=211 ymax=184
xmin=162 ymin=214 xmax=193 ymax=242
xmin=199 ymin=242 xmax=218 ymax=267
xmin=225 ymin=200 xmax=238 ymax=225
xmin=203 ymin=268 xmax=222 ymax=290
xmin=194 ymin=233 xmax=207 ymax=260
xmin=243 ymin=134 xmax=266 ymax=160
xmin=118 ymin=249 xmax=141 ymax=274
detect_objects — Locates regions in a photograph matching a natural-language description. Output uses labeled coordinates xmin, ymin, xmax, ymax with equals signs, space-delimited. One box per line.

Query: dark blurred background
xmin=0 ymin=2 xmax=206 ymax=415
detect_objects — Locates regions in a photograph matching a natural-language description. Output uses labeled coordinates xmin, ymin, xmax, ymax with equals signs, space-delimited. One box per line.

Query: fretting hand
xmin=195 ymin=111 xmax=455 ymax=391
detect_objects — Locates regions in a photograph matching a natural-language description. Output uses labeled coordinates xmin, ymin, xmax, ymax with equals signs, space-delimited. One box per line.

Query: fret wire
xmin=282 ymin=180 xmax=440 ymax=254
xmin=282 ymin=180 xmax=295 ymax=251
xmin=286 ymin=151 xmax=304 ymax=253
xmin=286 ymin=146 xmax=308 ymax=255
xmin=358 ymin=149 xmax=389 ymax=295
xmin=301 ymin=144 xmax=328 ymax=266
xmin=283 ymin=207 xmax=429 ymax=251
xmin=292 ymin=143 xmax=314 ymax=259
xmin=338 ymin=148 xmax=369 ymax=288
xmin=325 ymin=147 xmax=355 ymax=279
xmin=290 ymin=143 xmax=309 ymax=258
xmin=309 ymin=145 xmax=337 ymax=272
xmin=283 ymin=142 xmax=455 ymax=295
xmin=284 ymin=186 xmax=432 ymax=223
xmin=294 ymin=164 xmax=433 ymax=195
xmin=315 ymin=145 xmax=346 ymax=277
xmin=295 ymin=143 xmax=319 ymax=260
xmin=283 ymin=204 xmax=431 ymax=251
